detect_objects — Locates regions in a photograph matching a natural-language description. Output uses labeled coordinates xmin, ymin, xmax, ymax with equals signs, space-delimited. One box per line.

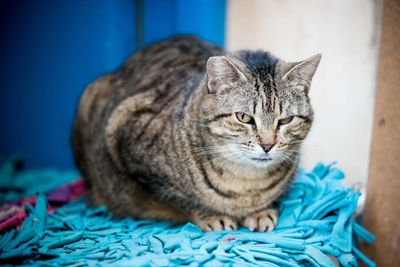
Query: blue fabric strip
xmin=0 ymin=162 xmax=375 ymax=266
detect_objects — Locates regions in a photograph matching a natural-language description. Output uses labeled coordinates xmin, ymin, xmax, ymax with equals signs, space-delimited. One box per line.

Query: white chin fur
xmin=249 ymin=158 xmax=276 ymax=168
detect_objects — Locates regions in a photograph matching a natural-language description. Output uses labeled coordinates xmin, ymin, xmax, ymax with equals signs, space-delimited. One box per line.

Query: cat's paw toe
xmin=193 ymin=214 xmax=238 ymax=232
xmin=241 ymin=208 xmax=278 ymax=232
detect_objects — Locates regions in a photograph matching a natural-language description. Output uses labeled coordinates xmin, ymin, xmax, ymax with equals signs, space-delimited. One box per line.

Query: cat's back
xmin=119 ymin=36 xmax=223 ymax=97
xmin=73 ymin=36 xmax=223 ymax=173
xmin=76 ymin=36 xmax=222 ymax=128
xmin=125 ymin=35 xmax=223 ymax=82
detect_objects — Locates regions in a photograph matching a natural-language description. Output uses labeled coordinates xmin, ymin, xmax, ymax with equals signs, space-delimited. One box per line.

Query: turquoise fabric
xmin=0 ymin=159 xmax=79 ymax=205
xmin=0 ymin=163 xmax=375 ymax=266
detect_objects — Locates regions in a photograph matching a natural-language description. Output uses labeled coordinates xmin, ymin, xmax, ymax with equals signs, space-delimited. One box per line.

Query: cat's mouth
xmin=250 ymin=157 xmax=272 ymax=162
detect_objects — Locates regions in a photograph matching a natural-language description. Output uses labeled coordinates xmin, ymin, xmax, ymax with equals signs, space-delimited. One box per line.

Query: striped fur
xmin=72 ymin=36 xmax=321 ymax=231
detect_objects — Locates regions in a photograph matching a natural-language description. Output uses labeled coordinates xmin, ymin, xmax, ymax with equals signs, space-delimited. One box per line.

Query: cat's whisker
xmin=193 ymin=146 xmax=233 ymax=153
xmin=194 ymin=148 xmax=232 ymax=155
xmin=289 ymin=140 xmax=303 ymax=143
xmin=205 ymin=147 xmax=240 ymax=158
xmin=279 ymin=152 xmax=297 ymax=165
xmin=213 ymin=155 xmax=234 ymax=168
xmin=278 ymin=148 xmax=300 ymax=154
xmin=284 ymin=155 xmax=298 ymax=165
xmin=212 ymin=149 xmax=244 ymax=166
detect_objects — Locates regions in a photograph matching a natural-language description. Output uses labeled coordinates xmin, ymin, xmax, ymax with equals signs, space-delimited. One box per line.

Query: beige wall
xmin=227 ymin=0 xmax=381 ymax=185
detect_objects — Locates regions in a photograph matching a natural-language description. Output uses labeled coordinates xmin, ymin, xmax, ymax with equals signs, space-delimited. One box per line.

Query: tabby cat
xmin=72 ymin=36 xmax=321 ymax=232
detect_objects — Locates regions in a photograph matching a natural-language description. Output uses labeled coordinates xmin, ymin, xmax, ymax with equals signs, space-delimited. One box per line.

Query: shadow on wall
xmin=0 ymin=0 xmax=226 ymax=169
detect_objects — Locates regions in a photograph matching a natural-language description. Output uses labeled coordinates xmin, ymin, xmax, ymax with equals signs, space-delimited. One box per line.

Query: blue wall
xmin=0 ymin=0 xmax=226 ymax=169
xmin=143 ymin=0 xmax=226 ymax=46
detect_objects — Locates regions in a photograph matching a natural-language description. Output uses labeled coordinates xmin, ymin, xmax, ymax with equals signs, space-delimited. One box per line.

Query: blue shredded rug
xmin=0 ymin=162 xmax=375 ymax=266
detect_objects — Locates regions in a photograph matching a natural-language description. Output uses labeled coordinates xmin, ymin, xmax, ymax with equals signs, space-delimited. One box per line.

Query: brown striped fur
xmin=72 ymin=36 xmax=321 ymax=231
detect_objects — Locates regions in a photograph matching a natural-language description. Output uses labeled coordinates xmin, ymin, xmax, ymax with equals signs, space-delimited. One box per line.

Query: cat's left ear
xmin=206 ymin=56 xmax=248 ymax=93
xmin=281 ymin=54 xmax=321 ymax=94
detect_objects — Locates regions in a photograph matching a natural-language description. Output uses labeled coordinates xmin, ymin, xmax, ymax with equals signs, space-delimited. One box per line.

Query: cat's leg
xmin=191 ymin=210 xmax=238 ymax=231
xmin=89 ymin=168 xmax=189 ymax=223
xmin=240 ymin=208 xmax=279 ymax=232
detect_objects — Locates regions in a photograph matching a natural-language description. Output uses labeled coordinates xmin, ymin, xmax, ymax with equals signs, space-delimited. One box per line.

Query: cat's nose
xmin=261 ymin=144 xmax=274 ymax=153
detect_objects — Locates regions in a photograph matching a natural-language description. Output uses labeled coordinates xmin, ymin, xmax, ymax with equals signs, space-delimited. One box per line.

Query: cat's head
xmin=199 ymin=50 xmax=321 ymax=170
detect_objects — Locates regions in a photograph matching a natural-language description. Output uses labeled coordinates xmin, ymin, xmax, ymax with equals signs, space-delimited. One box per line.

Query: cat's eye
xmin=278 ymin=116 xmax=294 ymax=126
xmin=235 ymin=112 xmax=254 ymax=124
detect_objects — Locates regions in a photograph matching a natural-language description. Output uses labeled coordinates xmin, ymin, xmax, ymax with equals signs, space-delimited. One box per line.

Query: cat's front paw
xmin=241 ymin=208 xmax=278 ymax=232
xmin=192 ymin=212 xmax=238 ymax=231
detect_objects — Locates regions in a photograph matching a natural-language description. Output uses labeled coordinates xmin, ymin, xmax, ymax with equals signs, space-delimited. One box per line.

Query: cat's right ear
xmin=206 ymin=56 xmax=248 ymax=93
